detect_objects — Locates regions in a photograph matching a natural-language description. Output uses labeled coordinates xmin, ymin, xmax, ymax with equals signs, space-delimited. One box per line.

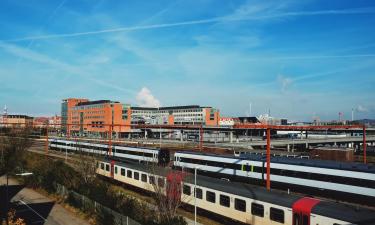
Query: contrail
xmin=4 ymin=7 xmax=375 ymax=42
xmin=245 ymin=54 xmax=375 ymax=61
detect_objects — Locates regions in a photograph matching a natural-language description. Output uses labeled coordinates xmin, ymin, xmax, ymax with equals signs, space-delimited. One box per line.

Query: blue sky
xmin=0 ymin=0 xmax=374 ymax=121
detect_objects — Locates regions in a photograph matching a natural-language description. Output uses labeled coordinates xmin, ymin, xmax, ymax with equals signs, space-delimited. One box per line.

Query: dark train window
xmin=220 ymin=195 xmax=230 ymax=207
xmin=134 ymin=172 xmax=139 ymax=180
xmin=293 ymin=213 xmax=300 ymax=225
xmin=158 ymin=178 xmax=165 ymax=187
xmin=251 ymin=203 xmax=264 ymax=217
xmin=121 ymin=168 xmax=125 ymax=176
xmin=100 ymin=163 xmax=104 ymax=170
xmin=270 ymin=207 xmax=284 ymax=223
xmin=183 ymin=185 xmax=191 ymax=195
xmin=149 ymin=176 xmax=155 ymax=185
xmin=114 ymin=167 xmax=118 ymax=174
xmin=206 ymin=191 xmax=216 ymax=203
xmin=302 ymin=215 xmax=308 ymax=225
xmin=195 ymin=188 xmax=202 ymax=199
xmin=127 ymin=170 xmax=132 ymax=178
xmin=235 ymin=198 xmax=246 ymax=212
xmin=105 ymin=164 xmax=110 ymax=171
xmin=141 ymin=174 xmax=147 ymax=182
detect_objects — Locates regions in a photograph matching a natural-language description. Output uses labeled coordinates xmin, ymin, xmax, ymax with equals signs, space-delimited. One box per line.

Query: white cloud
xmin=278 ymin=75 xmax=293 ymax=92
xmin=356 ymin=105 xmax=368 ymax=112
xmin=136 ymin=87 xmax=161 ymax=107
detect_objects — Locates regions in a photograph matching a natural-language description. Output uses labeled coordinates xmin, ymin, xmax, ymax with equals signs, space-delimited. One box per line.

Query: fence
xmin=55 ymin=183 xmax=142 ymax=225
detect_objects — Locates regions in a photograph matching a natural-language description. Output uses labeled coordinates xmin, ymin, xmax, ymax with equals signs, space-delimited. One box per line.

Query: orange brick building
xmin=62 ymin=99 xmax=131 ymax=137
xmin=62 ymin=98 xmax=219 ymax=137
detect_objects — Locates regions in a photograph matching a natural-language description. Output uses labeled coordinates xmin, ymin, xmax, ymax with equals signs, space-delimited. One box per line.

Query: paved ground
xmin=0 ymin=176 xmax=90 ymax=225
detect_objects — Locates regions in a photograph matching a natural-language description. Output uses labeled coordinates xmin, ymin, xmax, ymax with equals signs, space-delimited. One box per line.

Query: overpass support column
xmin=363 ymin=125 xmax=367 ymax=164
xmin=305 ymin=143 xmax=308 ymax=149
xmin=287 ymin=144 xmax=290 ymax=152
xmin=229 ymin=131 xmax=233 ymax=143
xmin=144 ymin=130 xmax=147 ymax=140
xmin=180 ymin=130 xmax=183 ymax=142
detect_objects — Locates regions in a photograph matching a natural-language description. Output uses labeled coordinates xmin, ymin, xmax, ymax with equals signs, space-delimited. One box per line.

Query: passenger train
xmin=48 ymin=138 xmax=170 ymax=164
xmin=49 ymin=138 xmax=375 ymax=204
xmin=173 ymin=151 xmax=375 ymax=205
xmin=97 ymin=159 xmax=375 ymax=225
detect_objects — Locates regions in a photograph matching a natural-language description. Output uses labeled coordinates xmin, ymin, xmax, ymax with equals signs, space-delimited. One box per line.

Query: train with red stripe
xmin=97 ymin=159 xmax=375 ymax=225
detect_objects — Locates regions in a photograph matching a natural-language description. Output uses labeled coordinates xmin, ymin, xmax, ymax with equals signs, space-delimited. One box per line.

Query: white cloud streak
xmin=3 ymin=7 xmax=375 ymax=42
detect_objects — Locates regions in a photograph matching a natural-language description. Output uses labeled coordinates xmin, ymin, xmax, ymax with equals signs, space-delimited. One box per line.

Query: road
xmin=0 ymin=176 xmax=89 ymax=225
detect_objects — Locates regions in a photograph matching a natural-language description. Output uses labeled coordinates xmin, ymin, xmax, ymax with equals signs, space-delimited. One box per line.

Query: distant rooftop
xmin=5 ymin=114 xmax=33 ymax=119
xmin=131 ymin=105 xmax=212 ymax=110
xmin=76 ymin=100 xmax=119 ymax=106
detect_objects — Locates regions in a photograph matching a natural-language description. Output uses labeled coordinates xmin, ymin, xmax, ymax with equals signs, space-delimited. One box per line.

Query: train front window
xmin=100 ymin=163 xmax=104 ymax=170
xmin=105 ymin=164 xmax=110 ymax=172
xmin=293 ymin=213 xmax=300 ymax=225
xmin=302 ymin=215 xmax=309 ymax=225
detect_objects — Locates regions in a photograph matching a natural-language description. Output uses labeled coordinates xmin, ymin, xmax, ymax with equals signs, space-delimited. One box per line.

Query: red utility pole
xmin=199 ymin=125 xmax=203 ymax=151
xmin=266 ymin=128 xmax=271 ymax=190
xmin=363 ymin=125 xmax=367 ymax=164
xmin=108 ymin=124 xmax=113 ymax=157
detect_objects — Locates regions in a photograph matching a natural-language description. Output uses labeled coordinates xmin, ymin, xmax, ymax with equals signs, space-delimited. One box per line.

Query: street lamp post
xmin=194 ymin=166 xmax=201 ymax=225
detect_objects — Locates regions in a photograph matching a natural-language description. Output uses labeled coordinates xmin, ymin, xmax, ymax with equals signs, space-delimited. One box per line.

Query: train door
xmin=292 ymin=197 xmax=320 ymax=225
xmin=110 ymin=161 xmax=115 ymax=178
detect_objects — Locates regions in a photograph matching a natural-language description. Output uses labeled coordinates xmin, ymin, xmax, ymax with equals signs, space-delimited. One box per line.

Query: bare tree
xmin=75 ymin=145 xmax=98 ymax=185
xmin=0 ymin=127 xmax=32 ymax=175
xmin=147 ymin=164 xmax=188 ymax=225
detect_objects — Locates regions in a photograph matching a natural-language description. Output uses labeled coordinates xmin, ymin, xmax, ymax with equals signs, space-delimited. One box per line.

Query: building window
xmin=270 ymin=207 xmax=284 ymax=224
xmin=220 ymin=194 xmax=230 ymax=207
xmin=183 ymin=185 xmax=191 ymax=195
xmin=251 ymin=203 xmax=264 ymax=217
xmin=235 ymin=198 xmax=246 ymax=212
xmin=206 ymin=191 xmax=216 ymax=203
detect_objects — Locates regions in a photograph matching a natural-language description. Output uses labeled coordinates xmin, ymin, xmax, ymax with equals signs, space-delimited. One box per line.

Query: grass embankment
xmin=21 ymin=152 xmax=187 ymax=225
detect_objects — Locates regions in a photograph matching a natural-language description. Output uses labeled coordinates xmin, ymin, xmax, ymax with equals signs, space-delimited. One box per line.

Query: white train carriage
xmin=173 ymin=151 xmax=375 ymax=201
xmin=48 ymin=138 xmax=162 ymax=163
xmin=97 ymin=160 xmax=375 ymax=225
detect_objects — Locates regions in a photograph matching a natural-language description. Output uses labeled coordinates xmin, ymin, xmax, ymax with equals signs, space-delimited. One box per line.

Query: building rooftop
xmin=5 ymin=114 xmax=33 ymax=119
xmin=131 ymin=105 xmax=212 ymax=110
xmin=76 ymin=100 xmax=119 ymax=106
